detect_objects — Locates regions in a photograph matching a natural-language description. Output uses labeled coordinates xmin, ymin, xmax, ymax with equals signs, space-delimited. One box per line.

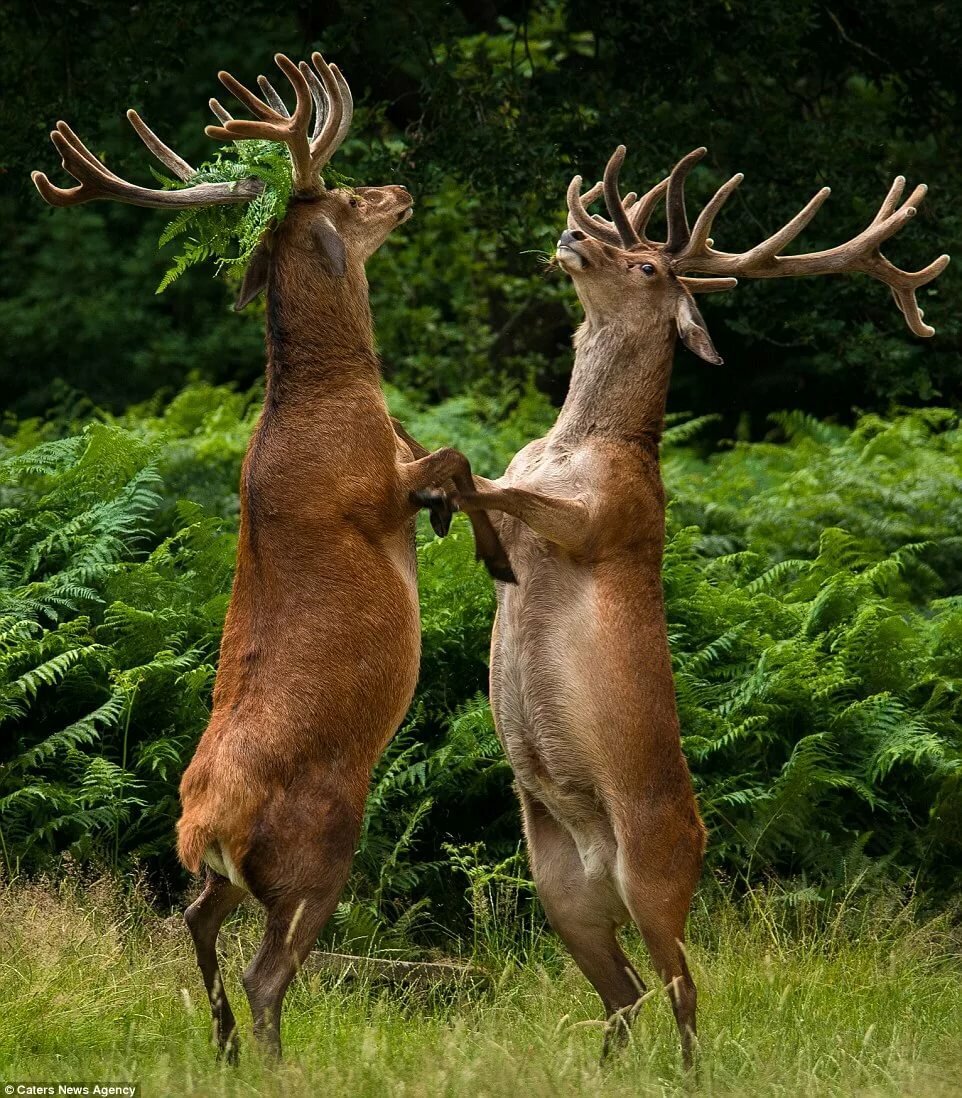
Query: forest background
xmin=1 ymin=0 xmax=960 ymax=944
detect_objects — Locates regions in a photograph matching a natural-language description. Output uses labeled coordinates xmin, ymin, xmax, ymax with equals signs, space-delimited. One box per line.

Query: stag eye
xmin=641 ymin=263 xmax=656 ymax=276
xmin=349 ymin=197 xmax=359 ymax=208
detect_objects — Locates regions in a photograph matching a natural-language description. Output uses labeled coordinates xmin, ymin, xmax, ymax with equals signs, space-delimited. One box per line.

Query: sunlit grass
xmin=1 ymin=875 xmax=960 ymax=1096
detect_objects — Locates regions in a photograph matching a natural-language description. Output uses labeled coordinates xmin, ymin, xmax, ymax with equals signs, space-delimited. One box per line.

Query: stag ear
xmin=311 ymin=215 xmax=347 ymax=276
xmin=675 ymin=292 xmax=723 ymax=365
xmin=234 ymin=233 xmax=274 ymax=311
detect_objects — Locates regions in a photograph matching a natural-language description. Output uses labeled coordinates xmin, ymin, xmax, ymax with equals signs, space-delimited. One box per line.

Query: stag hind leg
xmin=518 ymin=789 xmax=647 ymax=1058
xmin=614 ymin=808 xmax=704 ymax=1071
xmin=185 ymin=871 xmax=247 ymax=1061
xmin=240 ymin=789 xmax=364 ymax=1058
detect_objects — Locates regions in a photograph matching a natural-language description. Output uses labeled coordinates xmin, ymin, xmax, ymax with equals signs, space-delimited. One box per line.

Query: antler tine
xmin=603 ymin=145 xmax=641 ymax=248
xmin=126 ymin=109 xmax=194 ymax=182
xmin=562 ymin=180 xmax=593 ymax=227
xmin=871 ymin=175 xmax=906 ymax=226
xmin=307 ymin=52 xmax=346 ymax=172
xmin=299 ymin=61 xmax=329 ymax=143
xmin=32 ymin=117 xmax=263 ymax=209
xmin=209 ymin=98 xmax=233 ymax=125
xmin=671 ymin=166 xmax=950 ymax=337
xmin=206 ymin=54 xmax=316 ymax=193
xmin=566 ymin=175 xmax=622 ymax=246
xmin=884 ymin=252 xmax=950 ymax=336
xmin=732 ymin=186 xmax=832 ymax=267
xmin=566 ymin=180 xmax=609 ymax=233
xmin=329 ymin=64 xmax=354 ymax=157
xmin=665 ymin=147 xmax=707 ymax=253
xmin=629 ymin=176 xmax=670 ymax=243
xmin=685 ymin=172 xmax=744 ymax=254
xmin=257 ymin=75 xmax=290 ymax=117
xmin=53 ymin=121 xmax=125 ymax=181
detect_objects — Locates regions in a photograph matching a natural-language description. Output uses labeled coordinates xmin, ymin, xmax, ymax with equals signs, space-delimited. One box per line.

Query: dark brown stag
xmin=457 ymin=146 xmax=948 ymax=1067
xmin=34 ymin=51 xmax=514 ymax=1060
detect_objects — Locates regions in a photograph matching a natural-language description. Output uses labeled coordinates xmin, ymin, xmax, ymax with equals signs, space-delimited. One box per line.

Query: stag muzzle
xmin=556 ymin=228 xmax=588 ymax=269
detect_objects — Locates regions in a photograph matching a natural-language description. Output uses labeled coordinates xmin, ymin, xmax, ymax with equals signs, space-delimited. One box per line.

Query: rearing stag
xmin=458 ymin=146 xmax=948 ymax=1067
xmin=34 ymin=51 xmax=514 ymax=1059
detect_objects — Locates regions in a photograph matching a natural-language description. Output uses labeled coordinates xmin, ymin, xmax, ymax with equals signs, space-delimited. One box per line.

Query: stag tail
xmin=176 ymin=814 xmax=214 ymax=874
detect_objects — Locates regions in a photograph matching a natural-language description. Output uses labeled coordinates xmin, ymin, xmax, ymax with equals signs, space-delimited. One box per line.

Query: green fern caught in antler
xmin=154 ymin=141 xmax=354 ymax=294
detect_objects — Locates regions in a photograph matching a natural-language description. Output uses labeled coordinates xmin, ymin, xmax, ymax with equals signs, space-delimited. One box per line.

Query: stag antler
xmin=667 ymin=160 xmax=950 ymax=336
xmin=566 ymin=145 xmax=949 ymax=336
xmin=31 ymin=116 xmax=265 ymax=209
xmin=205 ymin=54 xmax=316 ymax=192
xmin=207 ymin=52 xmax=352 ymax=193
xmin=33 ymin=51 xmax=355 ymax=209
xmin=567 ymin=148 xmax=671 ymax=251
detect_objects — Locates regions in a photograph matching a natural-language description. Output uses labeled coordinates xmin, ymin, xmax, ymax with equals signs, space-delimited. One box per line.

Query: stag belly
xmin=215 ymin=520 xmax=421 ymax=752
xmin=490 ymin=558 xmax=618 ymax=877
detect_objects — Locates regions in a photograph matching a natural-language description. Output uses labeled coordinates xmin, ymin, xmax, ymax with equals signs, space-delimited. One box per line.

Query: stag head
xmin=557 ymin=146 xmax=949 ymax=364
xmin=32 ymin=53 xmax=413 ymax=310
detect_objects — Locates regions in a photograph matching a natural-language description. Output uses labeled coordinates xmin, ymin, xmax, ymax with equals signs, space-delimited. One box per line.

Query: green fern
xmin=2 ymin=391 xmax=961 ymax=936
xmin=153 ymin=139 xmax=357 ymax=292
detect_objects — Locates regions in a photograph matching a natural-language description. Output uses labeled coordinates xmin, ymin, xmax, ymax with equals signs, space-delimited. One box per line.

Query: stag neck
xmin=551 ymin=313 xmax=677 ymax=452
xmin=264 ymin=254 xmax=381 ymax=400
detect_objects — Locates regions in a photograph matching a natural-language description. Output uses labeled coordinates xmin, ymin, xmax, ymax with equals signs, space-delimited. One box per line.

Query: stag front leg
xmin=400 ymin=448 xmax=516 ymax=583
xmin=457 ymin=481 xmax=592 ymax=554
xmin=391 ymin=418 xmax=455 ymax=538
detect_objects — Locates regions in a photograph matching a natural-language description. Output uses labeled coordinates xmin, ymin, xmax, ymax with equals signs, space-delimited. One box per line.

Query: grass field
xmin=2 ymin=875 xmax=961 ymax=1097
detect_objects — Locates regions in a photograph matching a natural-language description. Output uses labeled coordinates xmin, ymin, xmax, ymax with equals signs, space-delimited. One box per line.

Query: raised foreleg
xmin=458 ymin=479 xmax=592 ymax=554
xmin=390 ymin=417 xmax=455 ymax=537
xmin=400 ymin=448 xmax=516 ymax=583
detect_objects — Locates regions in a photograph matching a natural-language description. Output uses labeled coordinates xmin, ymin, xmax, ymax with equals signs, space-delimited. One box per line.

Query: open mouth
xmin=397 ymin=205 xmax=414 ymax=223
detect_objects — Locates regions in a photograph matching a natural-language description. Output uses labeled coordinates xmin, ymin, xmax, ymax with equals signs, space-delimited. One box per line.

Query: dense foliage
xmin=2 ymin=0 xmax=960 ymax=939
xmin=3 ymin=0 xmax=959 ymax=420
xmin=1 ymin=390 xmax=959 ymax=935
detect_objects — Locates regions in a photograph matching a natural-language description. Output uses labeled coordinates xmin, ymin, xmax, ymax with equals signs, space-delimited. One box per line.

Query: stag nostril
xmin=559 ymin=229 xmax=585 ymax=248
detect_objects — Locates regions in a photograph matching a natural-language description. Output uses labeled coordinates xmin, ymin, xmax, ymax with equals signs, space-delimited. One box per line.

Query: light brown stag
xmin=457 ymin=146 xmax=948 ymax=1067
xmin=33 ymin=51 xmax=514 ymax=1060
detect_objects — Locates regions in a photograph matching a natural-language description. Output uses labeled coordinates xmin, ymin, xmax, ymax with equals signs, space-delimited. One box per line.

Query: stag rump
xmin=33 ymin=50 xmax=513 ymax=1061
xmin=457 ymin=146 xmax=948 ymax=1069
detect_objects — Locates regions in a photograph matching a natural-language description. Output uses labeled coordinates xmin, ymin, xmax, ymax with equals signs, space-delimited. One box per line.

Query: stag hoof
xmin=409 ymin=489 xmax=455 ymax=537
xmin=483 ymin=554 xmax=517 ymax=585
